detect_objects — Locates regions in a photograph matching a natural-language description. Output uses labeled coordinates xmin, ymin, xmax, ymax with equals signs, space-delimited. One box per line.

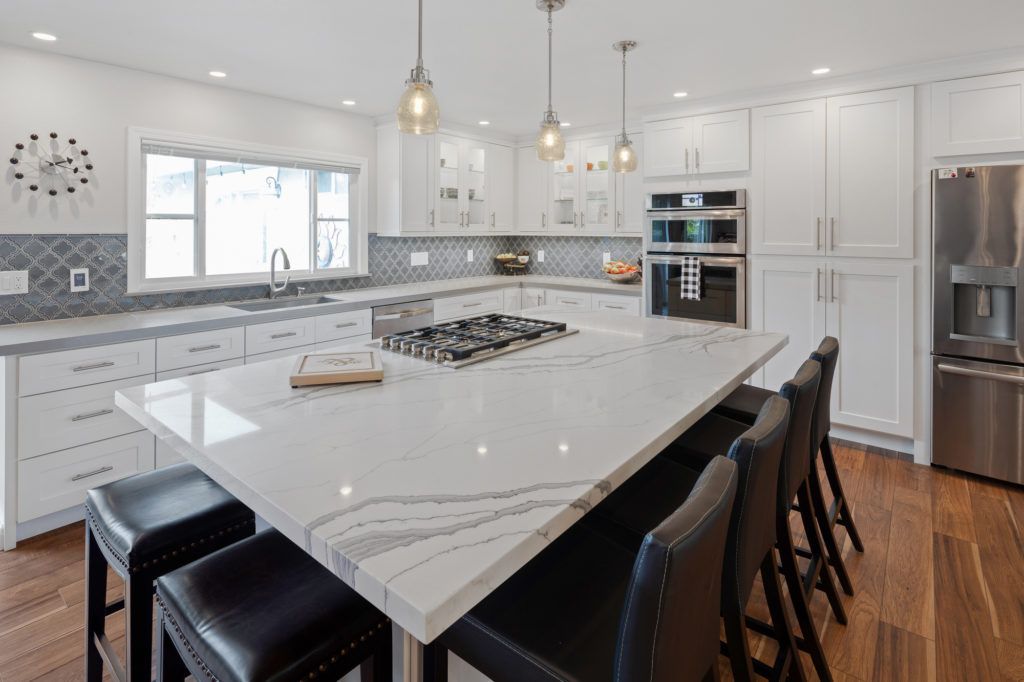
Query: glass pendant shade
xmin=397 ymin=79 xmax=439 ymax=135
xmin=536 ymin=120 xmax=565 ymax=161
xmin=613 ymin=136 xmax=638 ymax=173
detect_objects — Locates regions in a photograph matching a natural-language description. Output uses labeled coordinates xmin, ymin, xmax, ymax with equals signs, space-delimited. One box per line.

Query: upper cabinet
xmin=516 ymin=145 xmax=549 ymax=232
xmin=932 ymin=71 xmax=1024 ymax=156
xmin=614 ymin=132 xmax=644 ymax=234
xmin=376 ymin=125 xmax=514 ymax=236
xmin=750 ymin=87 xmax=914 ymax=259
xmin=643 ymin=109 xmax=750 ymax=177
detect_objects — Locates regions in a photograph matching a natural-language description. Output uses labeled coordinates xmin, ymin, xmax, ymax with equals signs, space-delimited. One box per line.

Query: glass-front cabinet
xmin=546 ymin=138 xmax=614 ymax=234
xmin=464 ymin=141 xmax=487 ymax=230
xmin=436 ymin=136 xmax=463 ymax=230
xmin=550 ymin=144 xmax=578 ymax=229
xmin=436 ymin=135 xmax=490 ymax=232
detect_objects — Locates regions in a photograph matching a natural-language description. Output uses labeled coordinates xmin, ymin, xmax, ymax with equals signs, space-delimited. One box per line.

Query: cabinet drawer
xmin=18 ymin=432 xmax=155 ymax=522
xmin=546 ymin=291 xmax=592 ymax=311
xmin=157 ymin=327 xmax=244 ymax=372
xmin=315 ymin=309 xmax=372 ymax=344
xmin=245 ymin=317 xmax=316 ymax=356
xmin=156 ymin=357 xmax=244 ymax=381
xmin=315 ymin=335 xmax=373 ymax=353
xmin=18 ymin=375 xmax=153 ymax=460
xmin=245 ymin=343 xmax=316 ymax=364
xmin=156 ymin=440 xmax=186 ymax=468
xmin=19 ymin=339 xmax=155 ymax=396
xmin=435 ymin=291 xmax=503 ymax=322
xmin=592 ymin=293 xmax=641 ymax=315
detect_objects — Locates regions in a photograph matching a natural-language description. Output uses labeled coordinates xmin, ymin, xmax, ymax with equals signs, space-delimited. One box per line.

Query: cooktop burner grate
xmin=379 ymin=314 xmax=578 ymax=367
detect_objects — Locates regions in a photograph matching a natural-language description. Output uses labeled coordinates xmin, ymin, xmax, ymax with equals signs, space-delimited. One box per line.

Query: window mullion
xmin=195 ymin=159 xmax=206 ymax=280
xmin=309 ymin=171 xmax=318 ymax=275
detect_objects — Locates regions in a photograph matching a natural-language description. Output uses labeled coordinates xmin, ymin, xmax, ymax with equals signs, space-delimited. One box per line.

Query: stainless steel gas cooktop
xmin=379 ymin=314 xmax=578 ymax=368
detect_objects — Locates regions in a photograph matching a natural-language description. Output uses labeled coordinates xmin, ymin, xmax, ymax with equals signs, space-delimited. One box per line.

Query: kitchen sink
xmin=227 ymin=296 xmax=340 ymax=312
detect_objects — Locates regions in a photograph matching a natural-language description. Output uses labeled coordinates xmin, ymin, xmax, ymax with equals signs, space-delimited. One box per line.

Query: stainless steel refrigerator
xmin=932 ymin=165 xmax=1024 ymax=485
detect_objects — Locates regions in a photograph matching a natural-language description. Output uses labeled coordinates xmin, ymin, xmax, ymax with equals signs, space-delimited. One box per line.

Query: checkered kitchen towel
xmin=680 ymin=256 xmax=701 ymax=301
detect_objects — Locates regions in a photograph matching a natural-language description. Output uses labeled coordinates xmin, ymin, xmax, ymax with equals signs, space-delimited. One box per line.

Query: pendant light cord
xmin=621 ymin=46 xmax=627 ymax=137
xmin=417 ymin=0 xmax=424 ymax=69
xmin=547 ymin=5 xmax=554 ymax=112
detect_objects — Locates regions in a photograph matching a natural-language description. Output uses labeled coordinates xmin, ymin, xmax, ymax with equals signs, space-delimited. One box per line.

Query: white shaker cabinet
xmin=750 ymin=100 xmax=827 ymax=255
xmin=643 ymin=110 xmax=749 ymax=177
xmin=644 ymin=117 xmax=694 ymax=177
xmin=931 ymin=71 xmax=1024 ymax=156
xmin=749 ymin=257 xmax=913 ymax=438
xmin=516 ymin=145 xmax=550 ymax=232
xmin=489 ymin=143 xmax=515 ymax=231
xmin=377 ymin=126 xmax=436 ymax=234
xmin=614 ymin=132 xmax=644 ymax=234
xmin=826 ymin=87 xmax=914 ymax=258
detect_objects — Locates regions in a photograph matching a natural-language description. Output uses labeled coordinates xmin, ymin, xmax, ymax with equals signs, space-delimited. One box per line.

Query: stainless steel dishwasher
xmin=372 ymin=300 xmax=434 ymax=338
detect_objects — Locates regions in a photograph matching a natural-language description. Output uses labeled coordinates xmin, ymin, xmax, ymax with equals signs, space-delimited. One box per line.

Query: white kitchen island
xmin=115 ymin=310 xmax=786 ymax=681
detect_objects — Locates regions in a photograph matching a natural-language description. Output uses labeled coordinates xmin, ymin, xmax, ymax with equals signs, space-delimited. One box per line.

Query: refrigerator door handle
xmin=937 ymin=362 xmax=1024 ymax=386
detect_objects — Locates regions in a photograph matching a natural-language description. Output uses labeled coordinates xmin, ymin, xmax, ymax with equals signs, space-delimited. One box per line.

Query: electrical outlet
xmin=0 ymin=270 xmax=29 ymax=296
xmin=70 ymin=268 xmax=90 ymax=292
xmin=603 ymin=252 xmax=611 ymax=264
xmin=411 ymin=251 xmax=429 ymax=266
xmin=467 ymin=249 xmax=474 ymax=262
xmin=537 ymin=250 xmax=545 ymax=263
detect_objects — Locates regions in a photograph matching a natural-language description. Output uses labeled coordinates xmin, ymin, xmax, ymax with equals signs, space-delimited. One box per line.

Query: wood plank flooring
xmin=1 ymin=442 xmax=1023 ymax=681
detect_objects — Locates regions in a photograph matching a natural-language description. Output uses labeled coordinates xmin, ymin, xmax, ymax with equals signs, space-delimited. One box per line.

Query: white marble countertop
xmin=115 ymin=310 xmax=784 ymax=643
xmin=0 ymin=275 xmax=641 ymax=356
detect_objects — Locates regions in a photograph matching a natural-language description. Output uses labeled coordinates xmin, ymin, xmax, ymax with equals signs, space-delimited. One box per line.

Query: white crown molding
xmin=640 ymin=46 xmax=1024 ymax=122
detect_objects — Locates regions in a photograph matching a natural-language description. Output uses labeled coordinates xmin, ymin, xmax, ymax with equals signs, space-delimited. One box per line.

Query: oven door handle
xmin=646 ymin=255 xmax=745 ymax=267
xmin=937 ymin=363 xmax=1024 ymax=386
xmin=644 ymin=209 xmax=746 ymax=220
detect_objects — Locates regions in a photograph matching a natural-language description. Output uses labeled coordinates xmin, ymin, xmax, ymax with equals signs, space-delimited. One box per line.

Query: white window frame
xmin=126 ymin=127 xmax=369 ymax=295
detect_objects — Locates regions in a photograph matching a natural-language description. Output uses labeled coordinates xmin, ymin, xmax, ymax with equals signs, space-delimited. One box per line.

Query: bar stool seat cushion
xmin=156 ymin=529 xmax=388 ymax=682
xmin=438 ymin=523 xmax=636 ymax=682
xmin=84 ymin=462 xmax=254 ymax=575
xmin=713 ymin=383 xmax=773 ymax=424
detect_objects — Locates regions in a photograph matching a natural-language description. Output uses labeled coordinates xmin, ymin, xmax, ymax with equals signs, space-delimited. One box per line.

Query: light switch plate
xmin=467 ymin=249 xmax=474 ymax=262
xmin=603 ymin=252 xmax=611 ymax=264
xmin=0 ymin=270 xmax=29 ymax=296
xmin=411 ymin=251 xmax=429 ymax=267
xmin=70 ymin=268 xmax=90 ymax=293
xmin=537 ymin=250 xmax=545 ymax=263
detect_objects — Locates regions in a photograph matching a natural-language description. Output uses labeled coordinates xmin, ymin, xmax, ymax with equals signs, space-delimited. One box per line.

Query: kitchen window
xmin=127 ymin=128 xmax=368 ymax=294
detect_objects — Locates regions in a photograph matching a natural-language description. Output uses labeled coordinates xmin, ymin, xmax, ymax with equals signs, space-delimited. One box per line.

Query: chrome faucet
xmin=269 ymin=248 xmax=291 ymax=298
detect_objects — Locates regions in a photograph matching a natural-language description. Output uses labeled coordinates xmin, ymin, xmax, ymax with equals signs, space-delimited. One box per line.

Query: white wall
xmin=0 ymin=44 xmax=377 ymax=234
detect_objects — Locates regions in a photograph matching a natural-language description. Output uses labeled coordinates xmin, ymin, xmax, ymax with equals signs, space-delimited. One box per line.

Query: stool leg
xmin=820 ymin=436 xmax=865 ymax=553
xmin=777 ymin=500 xmax=833 ymax=682
xmin=808 ymin=454 xmax=856 ymax=596
xmin=797 ymin=482 xmax=848 ymax=625
xmin=157 ymin=611 xmax=188 ymax=682
xmin=84 ymin=525 xmax=108 ymax=682
xmin=760 ymin=555 xmax=807 ymax=682
xmin=722 ymin=587 xmax=755 ymax=682
xmin=124 ymin=574 xmax=154 ymax=681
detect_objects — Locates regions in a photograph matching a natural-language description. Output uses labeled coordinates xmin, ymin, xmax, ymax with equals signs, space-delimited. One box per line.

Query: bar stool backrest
xmin=810 ymin=337 xmax=840 ymax=449
xmin=614 ymin=456 xmax=739 ymax=682
xmin=776 ymin=359 xmax=822 ymax=512
xmin=722 ymin=395 xmax=790 ymax=608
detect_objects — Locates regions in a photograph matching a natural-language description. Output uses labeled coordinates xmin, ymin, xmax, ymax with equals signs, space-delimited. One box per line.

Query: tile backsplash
xmin=0 ymin=233 xmax=641 ymax=324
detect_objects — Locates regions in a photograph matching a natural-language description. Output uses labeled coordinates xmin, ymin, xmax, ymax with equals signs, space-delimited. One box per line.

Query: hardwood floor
xmin=0 ymin=442 xmax=1022 ymax=681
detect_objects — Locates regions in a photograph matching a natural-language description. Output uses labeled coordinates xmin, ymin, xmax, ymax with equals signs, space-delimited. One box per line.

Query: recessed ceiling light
xmin=811 ymin=67 xmax=831 ymax=76
xmin=558 ymin=443 xmax=570 ymax=453
xmin=561 ymin=122 xmax=571 ymax=127
xmin=31 ymin=32 xmax=57 ymax=41
xmin=341 ymin=100 xmax=356 ymax=106
xmin=478 ymin=120 xmax=491 ymax=126
xmin=673 ymin=91 xmax=688 ymax=98
xmin=477 ymin=445 xmax=488 ymax=455
xmin=208 ymin=70 xmax=227 ymax=78
xmin=339 ymin=486 xmax=352 ymax=496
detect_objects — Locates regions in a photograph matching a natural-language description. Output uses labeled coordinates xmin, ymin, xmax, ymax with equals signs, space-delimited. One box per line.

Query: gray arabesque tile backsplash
xmin=0 ymin=234 xmax=641 ymax=324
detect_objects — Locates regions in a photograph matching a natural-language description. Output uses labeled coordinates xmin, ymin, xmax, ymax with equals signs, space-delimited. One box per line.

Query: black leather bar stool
xmin=425 ymin=456 xmax=739 ymax=682
xmin=155 ymin=528 xmax=391 ymax=682
xmin=587 ymin=397 xmax=805 ymax=682
xmin=715 ymin=337 xmax=862 ymax=594
xmin=85 ymin=463 xmax=256 ymax=682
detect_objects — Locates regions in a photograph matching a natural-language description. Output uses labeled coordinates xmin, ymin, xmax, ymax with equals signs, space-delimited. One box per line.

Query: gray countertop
xmin=0 ymin=275 xmax=642 ymax=356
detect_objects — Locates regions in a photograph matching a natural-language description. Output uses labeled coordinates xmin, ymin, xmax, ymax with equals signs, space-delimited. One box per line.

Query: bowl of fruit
xmin=495 ymin=252 xmax=518 ymax=264
xmin=603 ymin=260 xmax=640 ymax=283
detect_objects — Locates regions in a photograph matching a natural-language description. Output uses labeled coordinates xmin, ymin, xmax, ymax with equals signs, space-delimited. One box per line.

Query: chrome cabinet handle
xmin=562 ymin=299 xmax=580 ymax=305
xmin=816 ymin=268 xmax=823 ymax=301
xmin=830 ymin=269 xmax=838 ymax=302
xmin=429 ymin=209 xmax=435 ymax=227
xmin=188 ymin=367 xmax=220 ymax=376
xmin=375 ymin=307 xmax=433 ymax=321
xmin=71 ymin=408 xmax=114 ymax=422
xmin=542 ymin=212 xmax=546 ymax=228
xmin=491 ymin=212 xmax=496 ymax=228
xmin=616 ymin=211 xmax=622 ymax=229
xmin=335 ymin=321 xmax=358 ymax=329
xmin=695 ymin=147 xmax=700 ymax=171
xmin=937 ymin=363 xmax=1024 ymax=385
xmin=816 ymin=218 xmax=823 ymax=250
xmin=188 ymin=344 xmax=221 ymax=353
xmin=462 ymin=301 xmax=483 ymax=308
xmin=71 ymin=465 xmax=114 ymax=482
xmin=581 ymin=212 xmax=586 ymax=228
xmin=685 ymin=148 xmax=689 ymax=173
xmin=830 ymin=217 xmax=836 ymax=249
xmin=72 ymin=361 xmax=115 ymax=372
xmin=605 ymin=304 xmax=626 ymax=310
xmin=270 ymin=331 xmax=297 ymax=339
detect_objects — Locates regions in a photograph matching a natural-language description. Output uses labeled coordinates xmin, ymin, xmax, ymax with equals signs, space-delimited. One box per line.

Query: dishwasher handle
xmin=937 ymin=363 xmax=1024 ymax=386
xmin=374 ymin=306 xmax=434 ymax=321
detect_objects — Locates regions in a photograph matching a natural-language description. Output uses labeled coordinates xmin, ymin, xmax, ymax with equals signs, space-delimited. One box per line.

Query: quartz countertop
xmin=115 ymin=309 xmax=784 ymax=643
xmin=0 ymin=275 xmax=641 ymax=356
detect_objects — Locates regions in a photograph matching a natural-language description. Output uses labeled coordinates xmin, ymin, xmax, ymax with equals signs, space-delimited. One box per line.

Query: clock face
xmin=9 ymin=132 xmax=94 ymax=197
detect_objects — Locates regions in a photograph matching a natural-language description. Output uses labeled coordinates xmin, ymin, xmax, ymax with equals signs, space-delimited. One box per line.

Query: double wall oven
xmin=644 ymin=190 xmax=747 ymax=328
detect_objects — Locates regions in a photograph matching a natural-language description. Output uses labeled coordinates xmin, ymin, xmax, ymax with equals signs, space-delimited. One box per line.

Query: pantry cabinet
xmin=931 ymin=71 xmax=1024 ymax=156
xmin=749 ymin=87 xmax=914 ymax=259
xmin=643 ymin=109 xmax=749 ymax=177
xmin=749 ymin=257 xmax=913 ymax=438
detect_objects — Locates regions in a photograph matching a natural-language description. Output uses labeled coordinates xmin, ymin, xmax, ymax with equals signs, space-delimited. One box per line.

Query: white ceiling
xmin=3 ymin=0 xmax=1024 ymax=134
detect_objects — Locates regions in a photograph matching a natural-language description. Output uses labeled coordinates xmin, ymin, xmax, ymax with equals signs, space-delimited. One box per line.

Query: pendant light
xmin=535 ymin=0 xmax=566 ymax=161
xmin=397 ymin=0 xmax=440 ymax=134
xmin=612 ymin=40 xmax=638 ymax=173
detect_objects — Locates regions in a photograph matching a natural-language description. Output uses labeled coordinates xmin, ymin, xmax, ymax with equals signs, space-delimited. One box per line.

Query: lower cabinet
xmin=503 ymin=288 xmax=522 ymax=313
xmin=156 ymin=357 xmax=245 ymax=381
xmin=749 ymin=257 xmax=914 ymax=437
xmin=521 ymin=287 xmax=546 ymax=310
xmin=546 ymin=290 xmax=592 ymax=311
xmin=435 ymin=290 xmax=504 ymax=322
xmin=315 ymin=335 xmax=373 ymax=353
xmin=245 ymin=344 xmax=316 ymax=364
xmin=592 ymin=292 xmax=642 ymax=315
xmin=18 ymin=431 xmax=155 ymax=522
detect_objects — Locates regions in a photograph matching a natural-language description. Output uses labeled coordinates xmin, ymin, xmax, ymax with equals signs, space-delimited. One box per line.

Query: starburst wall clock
xmin=8 ymin=132 xmax=94 ymax=196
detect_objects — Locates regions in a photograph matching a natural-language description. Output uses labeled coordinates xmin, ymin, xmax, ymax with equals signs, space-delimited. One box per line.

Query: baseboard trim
xmin=830 ymin=424 xmax=915 ymax=460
